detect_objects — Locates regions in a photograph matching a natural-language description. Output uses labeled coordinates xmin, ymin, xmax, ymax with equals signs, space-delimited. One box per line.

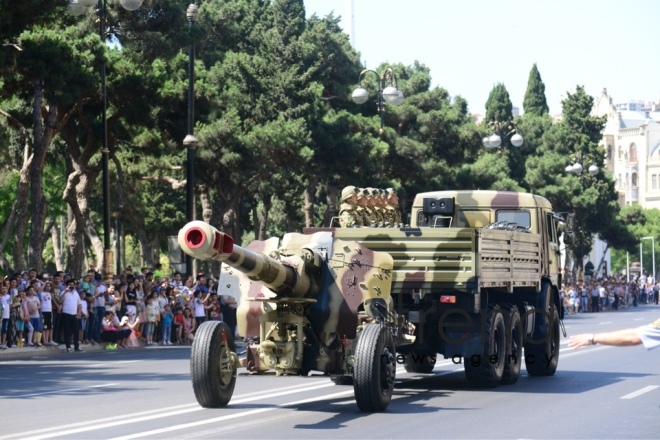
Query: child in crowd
xmin=144 ymin=297 xmax=160 ymax=346
xmin=13 ymin=290 xmax=28 ymax=347
xmin=182 ymin=308 xmax=196 ymax=344
xmin=79 ymin=291 xmax=88 ymax=344
xmin=161 ymin=304 xmax=173 ymax=346
xmin=173 ymin=307 xmax=184 ymax=344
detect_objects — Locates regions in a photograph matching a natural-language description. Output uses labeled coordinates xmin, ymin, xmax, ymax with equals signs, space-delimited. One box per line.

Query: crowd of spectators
xmin=0 ymin=264 xmax=238 ymax=351
xmin=561 ymin=273 xmax=659 ymax=314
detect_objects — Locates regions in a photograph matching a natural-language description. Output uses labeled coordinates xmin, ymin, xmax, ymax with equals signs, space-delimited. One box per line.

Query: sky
xmin=302 ymin=0 xmax=660 ymax=116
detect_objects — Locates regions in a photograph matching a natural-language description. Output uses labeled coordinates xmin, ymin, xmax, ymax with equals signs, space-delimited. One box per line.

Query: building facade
xmin=593 ymin=88 xmax=660 ymax=208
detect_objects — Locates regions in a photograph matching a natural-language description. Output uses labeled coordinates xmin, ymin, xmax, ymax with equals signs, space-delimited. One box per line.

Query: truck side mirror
xmin=563 ymin=213 xmax=576 ymax=245
xmin=565 ymin=213 xmax=575 ymax=233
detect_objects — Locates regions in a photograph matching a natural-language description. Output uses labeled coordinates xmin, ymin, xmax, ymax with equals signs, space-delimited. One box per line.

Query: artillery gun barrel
xmin=178 ymin=221 xmax=316 ymax=297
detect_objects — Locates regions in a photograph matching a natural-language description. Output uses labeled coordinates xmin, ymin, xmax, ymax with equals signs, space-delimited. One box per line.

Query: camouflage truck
xmin=178 ymin=189 xmax=571 ymax=412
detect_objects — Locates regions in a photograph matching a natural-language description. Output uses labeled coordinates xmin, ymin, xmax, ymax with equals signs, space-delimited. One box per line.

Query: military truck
xmin=178 ymin=190 xmax=570 ymax=412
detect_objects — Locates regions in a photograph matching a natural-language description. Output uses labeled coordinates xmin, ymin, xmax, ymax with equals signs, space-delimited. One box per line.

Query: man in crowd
xmin=60 ymin=279 xmax=84 ymax=353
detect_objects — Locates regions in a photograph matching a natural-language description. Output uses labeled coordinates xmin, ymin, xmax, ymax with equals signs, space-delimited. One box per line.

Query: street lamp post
xmin=67 ymin=0 xmax=143 ymax=278
xmin=482 ymin=120 xmax=523 ymax=149
xmin=184 ymin=3 xmax=199 ymax=279
xmin=642 ymin=236 xmax=655 ymax=280
xmin=351 ymin=68 xmax=404 ymax=135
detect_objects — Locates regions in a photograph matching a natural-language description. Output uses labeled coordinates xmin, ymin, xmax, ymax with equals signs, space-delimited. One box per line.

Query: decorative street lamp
xmin=184 ymin=3 xmax=199 ymax=279
xmin=351 ymin=67 xmax=404 ymax=135
xmin=482 ymin=120 xmax=523 ymax=149
xmin=67 ymin=0 xmax=143 ymax=278
xmin=565 ymin=162 xmax=599 ymax=176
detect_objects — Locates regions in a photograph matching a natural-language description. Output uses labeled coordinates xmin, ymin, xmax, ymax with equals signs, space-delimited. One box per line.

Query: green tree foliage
xmin=522 ymin=63 xmax=549 ymax=117
xmin=484 ymin=83 xmax=513 ymax=123
xmin=525 ymin=86 xmax=627 ymax=275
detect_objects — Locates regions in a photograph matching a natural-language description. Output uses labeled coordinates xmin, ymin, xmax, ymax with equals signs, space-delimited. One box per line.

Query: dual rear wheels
xmin=464 ymin=303 xmax=556 ymax=387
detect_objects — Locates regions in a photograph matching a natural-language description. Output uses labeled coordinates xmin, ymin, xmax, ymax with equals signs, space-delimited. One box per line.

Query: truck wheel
xmin=353 ymin=324 xmax=396 ymax=412
xmin=190 ymin=321 xmax=237 ymax=408
xmin=501 ymin=306 xmax=522 ymax=385
xmin=525 ymin=307 xmax=560 ymax=376
xmin=464 ymin=307 xmax=506 ymax=387
xmin=403 ymin=352 xmax=436 ymax=373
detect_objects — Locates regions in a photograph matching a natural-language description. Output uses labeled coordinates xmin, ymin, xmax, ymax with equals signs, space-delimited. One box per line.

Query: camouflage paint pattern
xmin=179 ymin=190 xmax=562 ymax=377
xmin=179 ymin=221 xmax=394 ymax=375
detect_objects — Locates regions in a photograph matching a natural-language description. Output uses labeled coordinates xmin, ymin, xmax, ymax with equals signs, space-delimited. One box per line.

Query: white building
xmin=592 ymin=88 xmax=660 ymax=208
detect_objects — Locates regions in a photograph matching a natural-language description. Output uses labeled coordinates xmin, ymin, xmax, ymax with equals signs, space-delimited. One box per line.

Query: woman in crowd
xmin=100 ymin=311 xmax=131 ymax=349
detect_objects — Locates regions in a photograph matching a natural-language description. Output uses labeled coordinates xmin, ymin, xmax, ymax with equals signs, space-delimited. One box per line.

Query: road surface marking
xmin=1 ymin=383 xmax=119 ymax=399
xmin=634 ymin=318 xmax=646 ymax=321
xmin=620 ymin=385 xmax=659 ymax=400
xmin=109 ymin=389 xmax=357 ymax=440
xmin=598 ymin=321 xmax=613 ymax=325
xmin=21 ymin=381 xmax=342 ymax=440
xmin=0 ymin=380 xmax=334 ymax=440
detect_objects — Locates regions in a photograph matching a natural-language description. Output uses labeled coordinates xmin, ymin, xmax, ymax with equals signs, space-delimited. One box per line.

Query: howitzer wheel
xmin=525 ymin=307 xmax=560 ymax=376
xmin=464 ymin=306 xmax=506 ymax=387
xmin=501 ymin=305 xmax=522 ymax=385
xmin=190 ymin=321 xmax=237 ymax=408
xmin=353 ymin=324 xmax=396 ymax=412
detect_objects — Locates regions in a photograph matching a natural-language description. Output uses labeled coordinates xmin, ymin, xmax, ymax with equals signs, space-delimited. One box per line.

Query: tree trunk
xmin=113 ymin=157 xmax=154 ymax=270
xmin=304 ymin=178 xmax=317 ymax=228
xmin=2 ymin=114 xmax=32 ymax=273
xmin=27 ymin=81 xmax=59 ymax=273
xmin=50 ymin=220 xmax=64 ymax=272
xmin=257 ymin=194 xmax=271 ymax=240
xmin=85 ymin=221 xmax=104 ymax=270
xmin=66 ymin=204 xmax=86 ymax=278
xmin=324 ymin=183 xmax=338 ymax=228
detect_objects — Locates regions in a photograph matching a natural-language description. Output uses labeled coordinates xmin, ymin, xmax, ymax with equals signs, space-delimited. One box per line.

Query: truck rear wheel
xmin=525 ymin=307 xmax=560 ymax=376
xmin=464 ymin=306 xmax=506 ymax=387
xmin=190 ymin=321 xmax=237 ymax=408
xmin=353 ymin=324 xmax=396 ymax=412
xmin=501 ymin=306 xmax=522 ymax=385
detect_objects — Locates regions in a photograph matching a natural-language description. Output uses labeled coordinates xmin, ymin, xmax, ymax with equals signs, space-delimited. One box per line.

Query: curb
xmin=0 ymin=340 xmax=248 ymax=360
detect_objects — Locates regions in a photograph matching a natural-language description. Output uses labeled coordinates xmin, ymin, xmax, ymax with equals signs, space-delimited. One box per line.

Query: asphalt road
xmin=1 ymin=306 xmax=659 ymax=439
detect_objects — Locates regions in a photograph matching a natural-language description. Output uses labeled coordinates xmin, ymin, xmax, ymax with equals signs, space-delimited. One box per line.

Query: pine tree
xmin=484 ymin=83 xmax=513 ymax=123
xmin=522 ymin=64 xmax=549 ymax=116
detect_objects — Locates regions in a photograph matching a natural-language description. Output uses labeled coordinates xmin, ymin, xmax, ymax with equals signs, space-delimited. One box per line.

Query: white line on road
xmin=598 ymin=321 xmax=613 ymax=325
xmin=634 ymin=318 xmax=646 ymax=321
xmin=22 ymin=381 xmax=343 ymax=440
xmin=620 ymin=385 xmax=659 ymax=400
xmin=1 ymin=383 xmax=119 ymax=399
xmin=109 ymin=389 xmax=357 ymax=440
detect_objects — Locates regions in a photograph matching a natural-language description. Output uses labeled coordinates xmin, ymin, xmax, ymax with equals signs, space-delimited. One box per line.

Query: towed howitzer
xmin=178 ymin=221 xmax=398 ymax=411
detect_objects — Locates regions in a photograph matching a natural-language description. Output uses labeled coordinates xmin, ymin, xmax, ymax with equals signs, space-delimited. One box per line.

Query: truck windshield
xmin=495 ymin=210 xmax=531 ymax=228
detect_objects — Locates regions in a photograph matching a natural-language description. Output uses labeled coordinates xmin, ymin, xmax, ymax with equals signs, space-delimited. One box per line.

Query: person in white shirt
xmin=40 ymin=282 xmax=57 ymax=346
xmin=60 ymin=279 xmax=83 ymax=353
xmin=1 ymin=286 xmax=10 ymax=349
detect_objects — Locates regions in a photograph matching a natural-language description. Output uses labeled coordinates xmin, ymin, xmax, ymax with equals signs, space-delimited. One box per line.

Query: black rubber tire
xmin=353 ymin=324 xmax=396 ymax=412
xmin=403 ymin=352 xmax=436 ymax=373
xmin=525 ymin=307 xmax=560 ymax=376
xmin=501 ymin=305 xmax=522 ymax=385
xmin=331 ymin=375 xmax=354 ymax=385
xmin=190 ymin=321 xmax=237 ymax=408
xmin=464 ymin=306 xmax=506 ymax=387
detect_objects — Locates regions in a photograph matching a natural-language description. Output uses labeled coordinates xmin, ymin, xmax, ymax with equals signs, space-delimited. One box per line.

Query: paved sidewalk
xmin=0 ymin=339 xmax=248 ymax=360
